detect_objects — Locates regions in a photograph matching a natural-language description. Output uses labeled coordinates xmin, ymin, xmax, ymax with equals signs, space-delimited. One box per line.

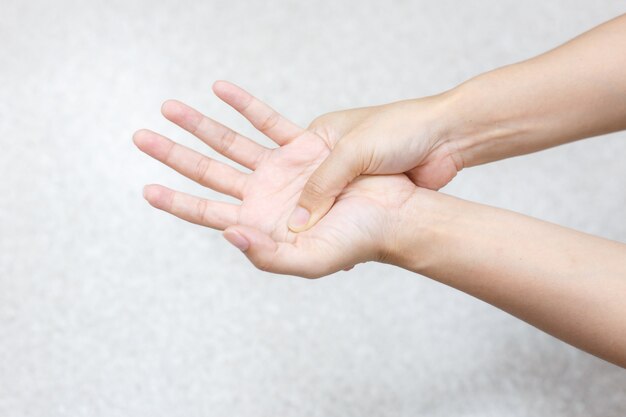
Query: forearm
xmin=440 ymin=14 xmax=626 ymax=168
xmin=388 ymin=189 xmax=626 ymax=367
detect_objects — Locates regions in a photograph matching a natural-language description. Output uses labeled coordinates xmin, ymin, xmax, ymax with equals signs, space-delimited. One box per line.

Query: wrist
xmin=381 ymin=187 xmax=457 ymax=273
xmin=380 ymin=63 xmax=547 ymax=174
xmin=438 ymin=67 xmax=551 ymax=168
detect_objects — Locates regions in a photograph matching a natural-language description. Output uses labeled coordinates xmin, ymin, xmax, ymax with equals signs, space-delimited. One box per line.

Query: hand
xmin=133 ymin=81 xmax=417 ymax=278
xmin=288 ymin=93 xmax=463 ymax=232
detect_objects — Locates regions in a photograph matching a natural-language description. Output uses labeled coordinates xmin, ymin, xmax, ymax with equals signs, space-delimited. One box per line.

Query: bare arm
xmin=386 ymin=189 xmax=626 ymax=368
xmin=290 ymin=14 xmax=626 ymax=231
xmin=135 ymin=82 xmax=626 ymax=368
xmin=447 ymin=13 xmax=626 ymax=168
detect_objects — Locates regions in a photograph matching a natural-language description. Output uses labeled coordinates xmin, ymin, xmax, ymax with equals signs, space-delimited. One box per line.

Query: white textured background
xmin=1 ymin=1 xmax=625 ymax=416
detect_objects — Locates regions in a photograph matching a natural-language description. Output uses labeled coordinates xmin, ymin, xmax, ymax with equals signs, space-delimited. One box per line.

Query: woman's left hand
xmin=133 ymin=81 xmax=417 ymax=278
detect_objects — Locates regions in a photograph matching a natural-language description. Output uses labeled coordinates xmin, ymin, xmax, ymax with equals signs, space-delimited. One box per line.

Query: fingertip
xmin=142 ymin=184 xmax=170 ymax=209
xmin=160 ymin=99 xmax=172 ymax=115
xmin=212 ymin=80 xmax=229 ymax=93
xmin=288 ymin=194 xmax=337 ymax=233
xmin=132 ymin=129 xmax=170 ymax=160
xmin=160 ymin=99 xmax=183 ymax=119
xmin=212 ymin=81 xmax=249 ymax=109
xmin=212 ymin=80 xmax=238 ymax=100
xmin=287 ymin=205 xmax=311 ymax=232
xmin=142 ymin=183 xmax=157 ymax=201
xmin=132 ymin=128 xmax=151 ymax=147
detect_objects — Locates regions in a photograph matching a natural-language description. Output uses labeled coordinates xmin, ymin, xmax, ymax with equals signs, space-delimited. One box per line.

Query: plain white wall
xmin=1 ymin=1 xmax=625 ymax=416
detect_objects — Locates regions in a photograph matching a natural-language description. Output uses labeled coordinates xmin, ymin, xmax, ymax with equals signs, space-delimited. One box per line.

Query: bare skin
xmin=134 ymin=82 xmax=626 ymax=368
xmin=134 ymin=14 xmax=626 ymax=368
xmin=393 ymin=191 xmax=626 ymax=369
xmin=133 ymin=81 xmax=415 ymax=278
xmin=290 ymin=13 xmax=626 ymax=232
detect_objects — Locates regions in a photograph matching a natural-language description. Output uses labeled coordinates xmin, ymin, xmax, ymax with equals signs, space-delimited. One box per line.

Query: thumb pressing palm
xmin=288 ymin=96 xmax=463 ymax=232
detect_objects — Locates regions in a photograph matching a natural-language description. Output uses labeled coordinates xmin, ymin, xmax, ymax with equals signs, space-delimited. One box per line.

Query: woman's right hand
xmin=288 ymin=92 xmax=464 ymax=232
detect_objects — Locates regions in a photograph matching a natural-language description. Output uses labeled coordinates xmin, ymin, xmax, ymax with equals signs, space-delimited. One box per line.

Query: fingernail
xmin=288 ymin=206 xmax=310 ymax=230
xmin=223 ymin=231 xmax=250 ymax=251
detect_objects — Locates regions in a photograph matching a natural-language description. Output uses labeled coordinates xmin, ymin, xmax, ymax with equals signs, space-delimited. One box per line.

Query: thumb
xmin=288 ymin=141 xmax=363 ymax=232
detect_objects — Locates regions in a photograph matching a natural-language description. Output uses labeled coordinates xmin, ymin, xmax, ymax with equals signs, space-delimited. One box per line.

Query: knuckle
xmin=333 ymin=137 xmax=353 ymax=154
xmin=251 ymin=148 xmax=267 ymax=169
xmin=194 ymin=157 xmax=212 ymax=184
xmin=162 ymin=142 xmax=177 ymax=164
xmin=195 ymin=198 xmax=209 ymax=222
xmin=303 ymin=176 xmax=328 ymax=199
xmin=307 ymin=115 xmax=326 ymax=130
xmin=189 ymin=114 xmax=204 ymax=136
xmin=258 ymin=111 xmax=280 ymax=133
xmin=240 ymin=95 xmax=254 ymax=112
xmin=335 ymin=139 xmax=369 ymax=171
xmin=307 ymin=111 xmax=339 ymax=129
xmin=218 ymin=129 xmax=237 ymax=155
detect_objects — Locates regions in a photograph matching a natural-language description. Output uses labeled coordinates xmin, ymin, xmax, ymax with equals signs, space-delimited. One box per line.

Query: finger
xmin=222 ymin=225 xmax=334 ymax=278
xmin=212 ymin=80 xmax=304 ymax=145
xmin=287 ymin=140 xmax=364 ymax=232
xmin=143 ymin=184 xmax=239 ymax=230
xmin=161 ymin=99 xmax=268 ymax=170
xmin=133 ymin=129 xmax=246 ymax=199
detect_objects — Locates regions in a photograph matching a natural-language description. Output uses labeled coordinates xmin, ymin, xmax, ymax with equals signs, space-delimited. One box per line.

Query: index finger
xmin=212 ymin=80 xmax=304 ymax=145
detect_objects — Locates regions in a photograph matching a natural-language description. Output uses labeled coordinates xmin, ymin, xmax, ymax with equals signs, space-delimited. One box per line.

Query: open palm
xmin=134 ymin=81 xmax=416 ymax=278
